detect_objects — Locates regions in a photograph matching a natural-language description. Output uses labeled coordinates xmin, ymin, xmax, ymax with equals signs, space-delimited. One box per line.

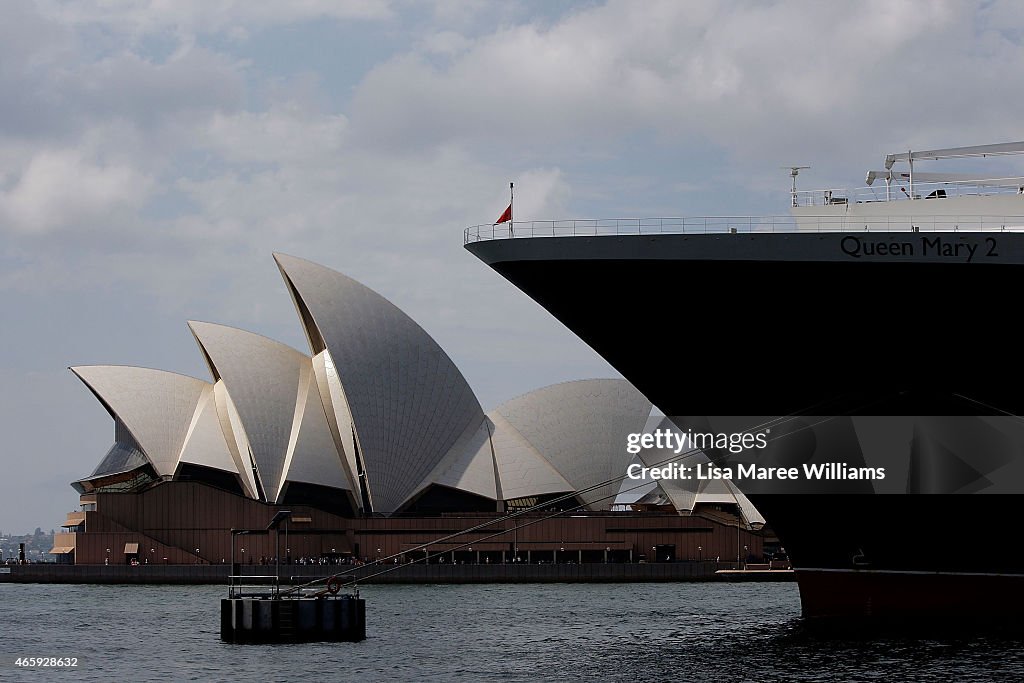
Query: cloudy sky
xmin=2 ymin=0 xmax=1023 ymax=533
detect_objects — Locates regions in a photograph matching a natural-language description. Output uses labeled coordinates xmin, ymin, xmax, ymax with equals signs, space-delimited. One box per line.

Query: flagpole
xmin=509 ymin=182 xmax=514 ymax=237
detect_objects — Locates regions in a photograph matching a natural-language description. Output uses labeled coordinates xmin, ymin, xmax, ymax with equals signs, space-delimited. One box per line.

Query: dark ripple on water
xmin=3 ymin=581 xmax=1023 ymax=681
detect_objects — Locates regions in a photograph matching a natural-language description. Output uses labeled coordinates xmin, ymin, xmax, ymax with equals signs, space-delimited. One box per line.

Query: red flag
xmin=494 ymin=204 xmax=512 ymax=225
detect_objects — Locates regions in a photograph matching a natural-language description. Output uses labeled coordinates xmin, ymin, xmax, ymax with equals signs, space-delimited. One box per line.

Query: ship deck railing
xmin=795 ymin=180 xmax=1024 ymax=207
xmin=464 ymin=215 xmax=1024 ymax=243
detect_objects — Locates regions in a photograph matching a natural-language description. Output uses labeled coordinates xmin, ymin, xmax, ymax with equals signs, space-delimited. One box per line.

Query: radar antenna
xmin=784 ymin=166 xmax=810 ymax=207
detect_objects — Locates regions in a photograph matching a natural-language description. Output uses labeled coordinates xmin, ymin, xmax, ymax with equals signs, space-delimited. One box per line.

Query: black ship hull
xmin=754 ymin=493 xmax=1024 ymax=618
xmin=467 ymin=232 xmax=1024 ymax=619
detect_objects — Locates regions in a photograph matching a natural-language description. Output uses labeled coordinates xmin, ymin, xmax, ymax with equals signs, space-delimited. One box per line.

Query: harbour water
xmin=4 ymin=582 xmax=1022 ymax=681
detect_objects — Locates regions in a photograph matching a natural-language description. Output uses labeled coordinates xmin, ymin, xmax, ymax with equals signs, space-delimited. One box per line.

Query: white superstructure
xmin=791 ymin=141 xmax=1024 ymax=232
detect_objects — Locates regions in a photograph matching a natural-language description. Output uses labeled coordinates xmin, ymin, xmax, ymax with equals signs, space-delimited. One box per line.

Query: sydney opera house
xmin=53 ymin=255 xmax=766 ymax=566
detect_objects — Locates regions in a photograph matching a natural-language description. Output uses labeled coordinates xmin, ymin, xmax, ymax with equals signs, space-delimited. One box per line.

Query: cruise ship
xmin=466 ymin=142 xmax=1024 ymax=620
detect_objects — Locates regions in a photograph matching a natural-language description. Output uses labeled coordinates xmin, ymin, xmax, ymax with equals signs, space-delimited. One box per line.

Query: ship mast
xmin=786 ymin=166 xmax=810 ymax=207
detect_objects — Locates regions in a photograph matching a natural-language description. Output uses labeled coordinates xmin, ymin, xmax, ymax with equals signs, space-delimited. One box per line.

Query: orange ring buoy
xmin=326 ymin=576 xmax=342 ymax=594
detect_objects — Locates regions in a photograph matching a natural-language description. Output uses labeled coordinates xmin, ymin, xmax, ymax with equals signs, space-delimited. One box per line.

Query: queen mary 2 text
xmin=839 ymin=234 xmax=1000 ymax=262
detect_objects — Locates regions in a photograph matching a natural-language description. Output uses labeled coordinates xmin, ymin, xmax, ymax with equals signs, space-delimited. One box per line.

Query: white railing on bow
xmin=464 ymin=215 xmax=1024 ymax=243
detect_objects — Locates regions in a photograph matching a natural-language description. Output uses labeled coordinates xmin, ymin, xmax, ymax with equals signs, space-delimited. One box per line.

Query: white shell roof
xmin=487 ymin=412 xmax=574 ymax=500
xmin=274 ymin=253 xmax=486 ymax=514
xmin=70 ymin=365 xmax=209 ymax=478
xmin=189 ymin=320 xmax=352 ymax=503
xmin=177 ymin=384 xmax=241 ymax=477
xmin=213 ymin=379 xmax=260 ymax=498
xmin=493 ymin=379 xmax=652 ymax=510
xmin=636 ymin=418 xmax=765 ymax=528
xmin=655 ymin=474 xmax=766 ymax=529
xmin=406 ymin=417 xmax=499 ymax=505
xmin=279 ymin=359 xmax=353 ymax=499
xmin=189 ymin=321 xmax=304 ymax=499
xmin=311 ymin=350 xmax=360 ymax=497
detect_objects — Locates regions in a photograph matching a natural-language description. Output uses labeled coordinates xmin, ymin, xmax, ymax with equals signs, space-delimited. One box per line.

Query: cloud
xmin=37 ymin=0 xmax=394 ymax=38
xmin=200 ymin=104 xmax=349 ymax=165
xmin=69 ymin=47 xmax=247 ymax=129
xmin=350 ymin=0 xmax=1024 ymax=169
xmin=0 ymin=148 xmax=152 ymax=235
xmin=0 ymin=5 xmax=246 ymax=142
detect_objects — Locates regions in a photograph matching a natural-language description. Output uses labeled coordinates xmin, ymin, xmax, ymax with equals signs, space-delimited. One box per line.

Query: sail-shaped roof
xmin=274 ymin=253 xmax=486 ymax=513
xmin=189 ymin=320 xmax=352 ymax=502
xmin=70 ymin=365 xmax=208 ymax=478
xmin=493 ymin=379 xmax=652 ymax=510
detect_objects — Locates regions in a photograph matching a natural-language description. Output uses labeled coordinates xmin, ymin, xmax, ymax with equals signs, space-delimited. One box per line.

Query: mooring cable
xmin=287 ymin=393 xmax=901 ymax=594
